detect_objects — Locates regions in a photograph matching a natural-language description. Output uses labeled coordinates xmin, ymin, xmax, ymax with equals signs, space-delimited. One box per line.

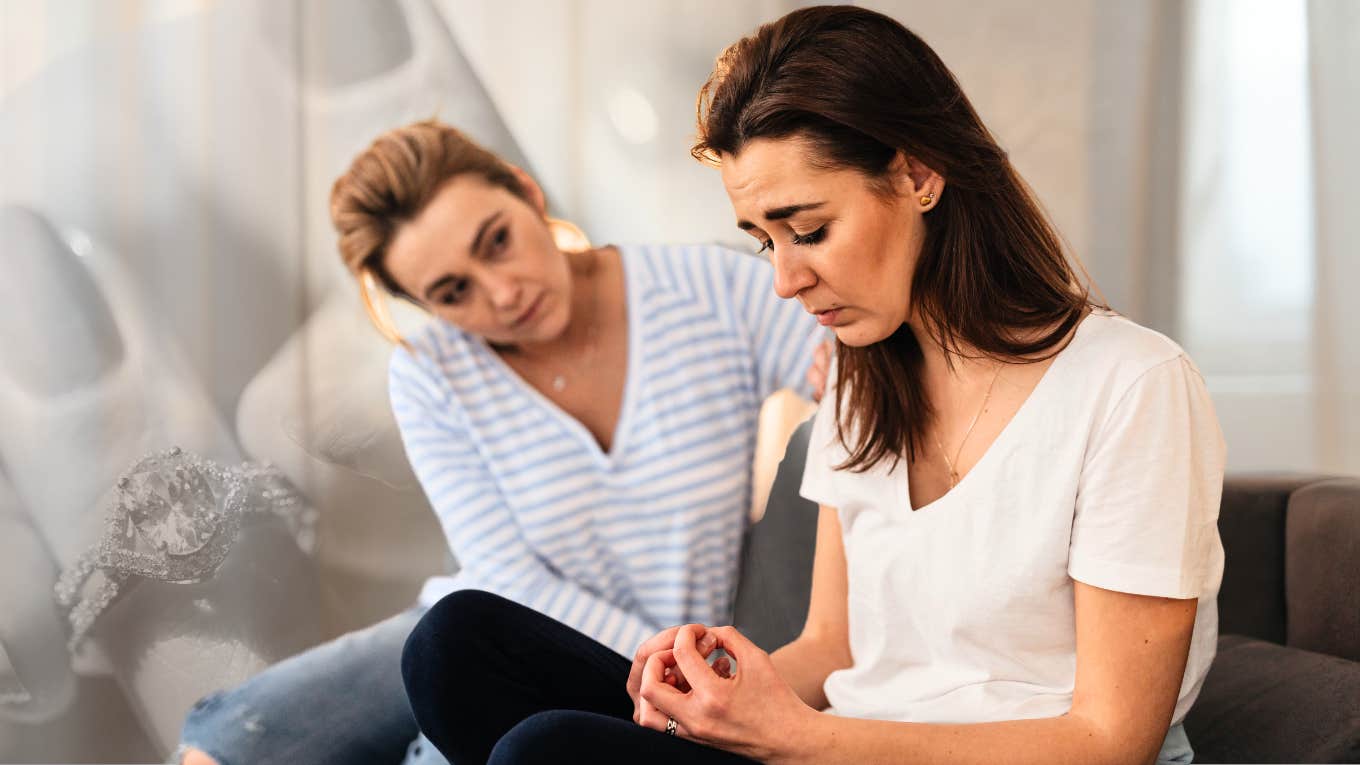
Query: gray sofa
xmin=734 ymin=421 xmax=1360 ymax=764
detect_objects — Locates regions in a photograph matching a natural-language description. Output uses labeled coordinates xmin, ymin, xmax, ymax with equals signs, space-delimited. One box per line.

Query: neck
xmin=513 ymin=248 xmax=602 ymax=360
xmin=906 ymin=315 xmax=995 ymax=384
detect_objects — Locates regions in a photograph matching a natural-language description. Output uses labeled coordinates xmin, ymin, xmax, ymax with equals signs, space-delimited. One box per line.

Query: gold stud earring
xmin=920 ymin=191 xmax=935 ymax=207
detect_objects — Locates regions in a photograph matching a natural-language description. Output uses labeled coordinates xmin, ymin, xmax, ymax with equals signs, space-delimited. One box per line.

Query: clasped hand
xmin=626 ymin=623 xmax=810 ymax=761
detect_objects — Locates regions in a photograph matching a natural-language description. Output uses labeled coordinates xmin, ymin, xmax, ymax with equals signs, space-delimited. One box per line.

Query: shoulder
xmin=1063 ymin=312 xmax=1218 ymax=443
xmin=387 ymin=320 xmax=477 ymax=399
xmin=623 ymin=241 xmax=767 ymax=286
xmin=623 ymin=243 xmax=776 ymax=327
xmin=1067 ymin=310 xmax=1200 ymax=394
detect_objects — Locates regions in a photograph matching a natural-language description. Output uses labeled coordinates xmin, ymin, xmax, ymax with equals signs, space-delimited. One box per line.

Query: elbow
xmin=1062 ymin=711 xmax=1165 ymax=765
xmin=796 ymin=626 xmax=853 ymax=672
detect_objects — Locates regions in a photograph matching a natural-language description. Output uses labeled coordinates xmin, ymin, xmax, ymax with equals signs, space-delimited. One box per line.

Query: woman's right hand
xmin=628 ymin=624 xmax=724 ymax=723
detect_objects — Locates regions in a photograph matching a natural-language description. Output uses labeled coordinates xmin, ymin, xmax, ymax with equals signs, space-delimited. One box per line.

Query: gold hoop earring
xmin=358 ymin=268 xmax=412 ymax=350
xmin=920 ymin=191 xmax=935 ymax=207
xmin=547 ymin=217 xmax=591 ymax=252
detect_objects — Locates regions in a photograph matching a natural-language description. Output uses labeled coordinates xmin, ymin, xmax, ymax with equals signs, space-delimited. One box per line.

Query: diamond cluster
xmin=53 ymin=447 xmax=312 ymax=652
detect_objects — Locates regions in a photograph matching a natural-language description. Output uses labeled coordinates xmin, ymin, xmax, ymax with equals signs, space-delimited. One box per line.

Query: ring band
xmin=665 ymin=716 xmax=678 ymax=736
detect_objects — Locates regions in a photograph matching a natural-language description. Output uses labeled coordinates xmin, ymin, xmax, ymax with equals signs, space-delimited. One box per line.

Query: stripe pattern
xmin=389 ymin=243 xmax=822 ymax=657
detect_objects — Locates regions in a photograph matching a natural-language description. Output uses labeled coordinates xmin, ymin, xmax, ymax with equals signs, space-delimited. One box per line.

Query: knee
xmin=178 ymin=691 xmax=236 ymax=765
xmin=401 ymin=590 xmax=507 ymax=711
xmin=488 ymin=711 xmax=593 ymax=764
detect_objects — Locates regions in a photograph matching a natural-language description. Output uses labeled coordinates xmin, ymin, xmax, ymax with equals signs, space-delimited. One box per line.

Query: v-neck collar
xmin=471 ymin=245 xmax=640 ymax=470
xmin=903 ymin=311 xmax=1101 ymax=513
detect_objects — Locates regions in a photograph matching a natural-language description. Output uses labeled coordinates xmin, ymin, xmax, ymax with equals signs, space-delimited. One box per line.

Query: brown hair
xmin=694 ymin=6 xmax=1098 ymax=472
xmin=329 ymin=119 xmax=528 ymax=342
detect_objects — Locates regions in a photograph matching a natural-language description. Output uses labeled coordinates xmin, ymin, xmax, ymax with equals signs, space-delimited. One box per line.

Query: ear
xmin=507 ymin=165 xmax=548 ymax=218
xmin=892 ymin=152 xmax=945 ymax=212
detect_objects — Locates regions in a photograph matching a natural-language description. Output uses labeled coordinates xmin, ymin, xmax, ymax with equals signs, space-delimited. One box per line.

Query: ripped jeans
xmin=178 ymin=608 xmax=446 ymax=765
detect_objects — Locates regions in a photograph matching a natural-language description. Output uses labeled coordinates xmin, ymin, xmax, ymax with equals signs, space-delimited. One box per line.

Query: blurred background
xmin=0 ymin=0 xmax=1355 ymax=761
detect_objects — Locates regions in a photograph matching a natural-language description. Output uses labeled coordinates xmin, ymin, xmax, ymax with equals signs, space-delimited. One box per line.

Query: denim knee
xmin=177 ymin=690 xmax=254 ymax=765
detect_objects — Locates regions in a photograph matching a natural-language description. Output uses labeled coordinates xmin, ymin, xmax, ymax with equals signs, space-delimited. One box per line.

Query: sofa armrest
xmin=1217 ymin=474 xmax=1336 ymax=644
xmin=1284 ymin=477 xmax=1360 ymax=661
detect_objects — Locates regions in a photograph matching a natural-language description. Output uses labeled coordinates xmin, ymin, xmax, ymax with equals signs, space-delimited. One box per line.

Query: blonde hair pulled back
xmin=329 ymin=119 xmax=535 ymax=345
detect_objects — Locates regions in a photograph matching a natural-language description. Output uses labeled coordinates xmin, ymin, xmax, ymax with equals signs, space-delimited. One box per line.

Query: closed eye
xmin=751 ymin=225 xmax=827 ymax=256
xmin=791 ymin=225 xmax=827 ymax=246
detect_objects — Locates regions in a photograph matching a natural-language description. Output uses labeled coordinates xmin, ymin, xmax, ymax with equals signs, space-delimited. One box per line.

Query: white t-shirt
xmin=799 ymin=311 xmax=1225 ymax=726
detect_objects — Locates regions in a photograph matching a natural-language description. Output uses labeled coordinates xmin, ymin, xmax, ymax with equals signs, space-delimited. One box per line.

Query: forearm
xmin=769 ymin=634 xmax=851 ymax=710
xmin=773 ymin=709 xmax=1151 ymax=765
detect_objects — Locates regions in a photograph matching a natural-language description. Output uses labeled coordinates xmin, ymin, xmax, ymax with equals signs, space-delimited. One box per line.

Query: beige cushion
xmin=235 ymin=288 xmax=447 ymax=634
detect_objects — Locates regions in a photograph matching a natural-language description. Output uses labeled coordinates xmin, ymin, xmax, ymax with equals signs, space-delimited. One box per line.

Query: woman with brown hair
xmin=403 ymin=6 xmax=1223 ymax=765
xmin=175 ymin=119 xmax=824 ymax=765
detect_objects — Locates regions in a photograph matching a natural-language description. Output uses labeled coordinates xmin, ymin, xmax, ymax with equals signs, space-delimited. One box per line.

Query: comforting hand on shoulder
xmin=637 ymin=624 xmax=812 ymax=761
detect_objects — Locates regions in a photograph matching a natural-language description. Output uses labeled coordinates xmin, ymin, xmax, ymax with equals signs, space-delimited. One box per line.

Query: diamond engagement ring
xmin=665 ymin=716 xmax=677 ymax=736
xmin=53 ymin=446 xmax=314 ymax=652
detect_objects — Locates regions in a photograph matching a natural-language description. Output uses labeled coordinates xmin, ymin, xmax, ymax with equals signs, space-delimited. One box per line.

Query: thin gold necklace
xmin=932 ymin=364 xmax=1003 ymax=490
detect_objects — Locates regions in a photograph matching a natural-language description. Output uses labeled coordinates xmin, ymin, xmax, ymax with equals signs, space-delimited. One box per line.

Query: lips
xmin=514 ymin=294 xmax=545 ymax=327
xmin=809 ymin=305 xmax=844 ymax=326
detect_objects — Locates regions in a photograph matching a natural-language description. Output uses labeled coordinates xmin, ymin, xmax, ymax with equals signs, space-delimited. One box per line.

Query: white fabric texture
xmin=799 ymin=310 xmax=1225 ymax=727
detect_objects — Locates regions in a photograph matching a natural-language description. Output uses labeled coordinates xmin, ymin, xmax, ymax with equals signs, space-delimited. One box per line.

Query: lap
xmin=404 ymin=589 xmax=632 ymax=715
xmin=405 ymin=590 xmax=751 ymax=765
xmin=490 ymin=710 xmax=757 ymax=765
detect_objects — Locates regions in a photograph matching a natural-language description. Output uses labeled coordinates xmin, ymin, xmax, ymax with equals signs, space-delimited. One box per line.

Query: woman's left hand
xmin=637 ymin=624 xmax=813 ymax=761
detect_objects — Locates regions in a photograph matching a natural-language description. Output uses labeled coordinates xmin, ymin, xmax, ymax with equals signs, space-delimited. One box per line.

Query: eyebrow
xmin=420 ymin=210 xmax=504 ymax=300
xmin=736 ymin=201 xmax=826 ymax=230
xmin=422 ymin=274 xmax=457 ymax=302
xmin=470 ymin=210 xmax=503 ymax=254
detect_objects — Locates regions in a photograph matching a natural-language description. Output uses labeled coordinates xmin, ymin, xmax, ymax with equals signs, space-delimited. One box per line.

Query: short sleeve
xmin=1068 ymin=355 xmax=1227 ymax=599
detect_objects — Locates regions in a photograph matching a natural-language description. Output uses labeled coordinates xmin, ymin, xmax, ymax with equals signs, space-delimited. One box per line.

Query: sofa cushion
xmin=1184 ymin=634 xmax=1360 ymax=763
xmin=733 ymin=419 xmax=818 ymax=652
xmin=1285 ymin=478 xmax=1360 ymax=661
xmin=236 ymin=290 xmax=448 ymax=633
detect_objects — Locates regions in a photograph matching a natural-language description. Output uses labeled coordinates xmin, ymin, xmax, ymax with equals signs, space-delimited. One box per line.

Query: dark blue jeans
xmin=401 ymin=590 xmax=756 ymax=765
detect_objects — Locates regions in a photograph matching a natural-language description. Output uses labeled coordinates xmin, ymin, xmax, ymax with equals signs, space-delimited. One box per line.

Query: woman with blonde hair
xmin=176 ymin=119 xmax=824 ymax=765
xmin=404 ymin=6 xmax=1224 ymax=764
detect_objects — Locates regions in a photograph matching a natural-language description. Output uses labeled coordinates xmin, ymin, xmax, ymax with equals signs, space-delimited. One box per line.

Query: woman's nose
xmin=771 ymin=248 xmax=816 ymax=300
xmin=486 ymin=275 xmax=523 ymax=312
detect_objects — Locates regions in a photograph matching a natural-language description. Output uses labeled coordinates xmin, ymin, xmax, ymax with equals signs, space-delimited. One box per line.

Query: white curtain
xmin=1308 ymin=0 xmax=1360 ymax=474
xmin=1176 ymin=0 xmax=1358 ymax=473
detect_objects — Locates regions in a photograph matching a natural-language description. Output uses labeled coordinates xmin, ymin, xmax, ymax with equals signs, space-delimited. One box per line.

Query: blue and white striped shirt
xmin=389 ymin=243 xmax=823 ymax=657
